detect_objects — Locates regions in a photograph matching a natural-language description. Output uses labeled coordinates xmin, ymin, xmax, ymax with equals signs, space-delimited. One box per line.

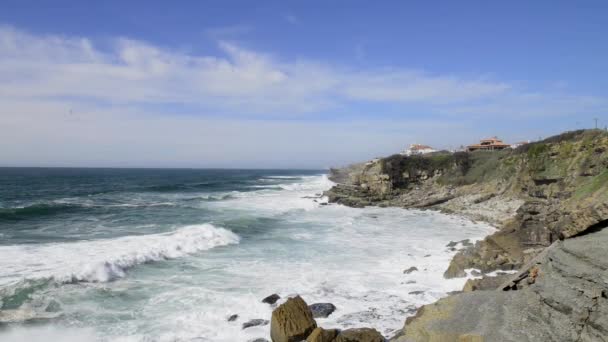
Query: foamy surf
xmin=0 ymin=171 xmax=497 ymax=342
xmin=0 ymin=224 xmax=239 ymax=285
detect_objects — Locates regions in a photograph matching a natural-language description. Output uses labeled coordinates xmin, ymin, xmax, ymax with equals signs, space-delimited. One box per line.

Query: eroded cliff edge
xmin=325 ymin=129 xmax=608 ymax=341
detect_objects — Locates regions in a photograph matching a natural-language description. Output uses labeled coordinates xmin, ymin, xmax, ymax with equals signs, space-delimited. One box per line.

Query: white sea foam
xmin=0 ymin=224 xmax=239 ymax=285
xmin=0 ymin=174 xmax=497 ymax=342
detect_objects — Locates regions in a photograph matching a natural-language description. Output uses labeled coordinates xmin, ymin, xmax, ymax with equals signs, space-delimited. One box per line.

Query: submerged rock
xmin=306 ymin=327 xmax=340 ymax=342
xmin=270 ymin=296 xmax=317 ymax=342
xmin=334 ymin=328 xmax=385 ymax=342
xmin=262 ymin=293 xmax=281 ymax=305
xmin=309 ymin=303 xmax=337 ymax=318
xmin=242 ymin=319 xmax=269 ymax=329
xmin=403 ymin=266 xmax=418 ymax=274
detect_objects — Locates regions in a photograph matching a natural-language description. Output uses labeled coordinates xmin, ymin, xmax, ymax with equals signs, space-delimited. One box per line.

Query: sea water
xmin=0 ymin=168 xmax=495 ymax=341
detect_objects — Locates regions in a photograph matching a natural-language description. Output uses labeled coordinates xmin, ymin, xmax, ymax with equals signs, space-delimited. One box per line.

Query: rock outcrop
xmin=326 ymin=129 xmax=608 ymax=341
xmin=270 ymin=296 xmax=317 ymax=342
xmin=391 ymin=225 xmax=608 ymax=342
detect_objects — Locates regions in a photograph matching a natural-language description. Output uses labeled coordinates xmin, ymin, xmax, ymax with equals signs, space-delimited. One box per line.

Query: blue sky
xmin=1 ymin=1 xmax=607 ymax=168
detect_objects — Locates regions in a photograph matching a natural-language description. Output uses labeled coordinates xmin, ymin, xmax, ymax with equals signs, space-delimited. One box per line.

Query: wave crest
xmin=0 ymin=224 xmax=240 ymax=285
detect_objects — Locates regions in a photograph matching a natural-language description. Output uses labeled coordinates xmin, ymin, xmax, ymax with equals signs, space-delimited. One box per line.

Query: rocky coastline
xmin=239 ymin=130 xmax=608 ymax=341
xmin=323 ymin=129 xmax=608 ymax=341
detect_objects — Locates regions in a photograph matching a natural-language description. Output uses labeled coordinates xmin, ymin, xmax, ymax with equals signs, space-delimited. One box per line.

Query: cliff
xmin=325 ymin=129 xmax=608 ymax=341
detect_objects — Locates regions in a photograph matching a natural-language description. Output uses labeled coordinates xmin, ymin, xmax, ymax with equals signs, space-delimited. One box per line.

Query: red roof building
xmin=467 ymin=137 xmax=510 ymax=152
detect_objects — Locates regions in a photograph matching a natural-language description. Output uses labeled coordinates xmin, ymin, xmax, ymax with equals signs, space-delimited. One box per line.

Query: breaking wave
xmin=0 ymin=224 xmax=240 ymax=286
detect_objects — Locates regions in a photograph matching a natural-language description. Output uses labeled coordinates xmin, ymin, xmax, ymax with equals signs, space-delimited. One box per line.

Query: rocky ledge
xmin=325 ymin=129 xmax=608 ymax=341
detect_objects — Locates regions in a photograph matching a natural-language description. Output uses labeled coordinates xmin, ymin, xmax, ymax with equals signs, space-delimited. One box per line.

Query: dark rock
xmin=262 ymin=293 xmax=281 ymax=305
xmin=227 ymin=314 xmax=238 ymax=322
xmin=334 ymin=328 xmax=385 ymax=342
xmin=306 ymin=327 xmax=339 ymax=342
xmin=403 ymin=266 xmax=418 ymax=274
xmin=309 ymin=303 xmax=337 ymax=318
xmin=270 ymin=296 xmax=317 ymax=342
xmin=406 ymin=280 xmax=416 ymax=284
xmin=408 ymin=291 xmax=425 ymax=295
xmin=424 ymin=254 xmax=431 ymax=257
xmin=248 ymin=339 xmax=269 ymax=342
xmin=470 ymin=269 xmax=482 ymax=276
xmin=242 ymin=319 xmax=269 ymax=329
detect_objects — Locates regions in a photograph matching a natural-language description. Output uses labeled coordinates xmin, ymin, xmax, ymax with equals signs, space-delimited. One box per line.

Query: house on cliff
xmin=467 ymin=137 xmax=510 ymax=152
xmin=401 ymin=144 xmax=437 ymax=156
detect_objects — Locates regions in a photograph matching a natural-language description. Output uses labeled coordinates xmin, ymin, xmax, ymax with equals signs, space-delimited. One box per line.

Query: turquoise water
xmin=0 ymin=168 xmax=495 ymax=341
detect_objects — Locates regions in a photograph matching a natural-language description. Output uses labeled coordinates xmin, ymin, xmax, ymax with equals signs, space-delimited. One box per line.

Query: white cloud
xmin=0 ymin=25 xmax=605 ymax=167
xmin=0 ymin=25 xmax=553 ymax=115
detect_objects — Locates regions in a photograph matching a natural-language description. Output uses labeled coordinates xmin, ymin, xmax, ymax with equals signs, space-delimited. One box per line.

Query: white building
xmin=511 ymin=140 xmax=531 ymax=149
xmin=401 ymin=144 xmax=437 ymax=156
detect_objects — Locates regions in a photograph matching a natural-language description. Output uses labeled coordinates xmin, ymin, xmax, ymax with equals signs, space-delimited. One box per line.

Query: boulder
xmin=334 ymin=328 xmax=385 ymax=342
xmin=306 ymin=327 xmax=340 ymax=342
xmin=262 ymin=294 xmax=281 ymax=305
xmin=242 ymin=319 xmax=269 ymax=329
xmin=270 ymin=296 xmax=317 ymax=342
xmin=309 ymin=303 xmax=337 ymax=318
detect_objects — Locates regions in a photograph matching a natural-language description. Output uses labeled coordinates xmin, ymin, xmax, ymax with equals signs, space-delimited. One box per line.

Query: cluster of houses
xmin=400 ymin=137 xmax=530 ymax=156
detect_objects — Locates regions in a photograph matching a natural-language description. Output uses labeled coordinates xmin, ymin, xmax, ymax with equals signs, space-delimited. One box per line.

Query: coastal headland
xmin=320 ymin=129 xmax=608 ymax=341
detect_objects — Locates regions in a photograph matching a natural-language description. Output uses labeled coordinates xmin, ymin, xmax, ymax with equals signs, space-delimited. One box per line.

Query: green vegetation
xmin=575 ymin=169 xmax=608 ymax=200
xmin=378 ymin=129 xmax=608 ymax=193
xmin=380 ymin=152 xmax=471 ymax=187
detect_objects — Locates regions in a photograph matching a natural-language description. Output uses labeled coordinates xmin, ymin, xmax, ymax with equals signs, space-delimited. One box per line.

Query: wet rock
xmin=270 ymin=296 xmax=317 ymax=342
xmin=227 ymin=314 xmax=238 ymax=322
xmin=408 ymin=291 xmax=425 ymax=295
xmin=403 ymin=266 xmax=418 ymax=274
xmin=262 ymin=293 xmax=281 ymax=305
xmin=309 ymin=303 xmax=337 ymax=318
xmin=470 ymin=269 xmax=482 ymax=276
xmin=306 ymin=327 xmax=340 ymax=342
xmin=249 ymin=339 xmax=269 ymax=342
xmin=462 ymin=275 xmax=511 ymax=292
xmin=334 ymin=328 xmax=385 ymax=342
xmin=242 ymin=319 xmax=269 ymax=329
xmin=460 ymin=239 xmax=473 ymax=247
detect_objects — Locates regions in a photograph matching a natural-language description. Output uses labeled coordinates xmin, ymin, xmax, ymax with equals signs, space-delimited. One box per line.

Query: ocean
xmin=0 ymin=168 xmax=495 ymax=341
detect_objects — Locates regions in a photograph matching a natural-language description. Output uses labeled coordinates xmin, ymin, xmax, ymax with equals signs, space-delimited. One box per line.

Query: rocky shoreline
xmin=323 ymin=130 xmax=608 ymax=341
xmin=237 ymin=130 xmax=608 ymax=341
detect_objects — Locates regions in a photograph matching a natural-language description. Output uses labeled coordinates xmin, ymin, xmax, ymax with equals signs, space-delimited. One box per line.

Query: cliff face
xmin=325 ymin=129 xmax=608 ymax=341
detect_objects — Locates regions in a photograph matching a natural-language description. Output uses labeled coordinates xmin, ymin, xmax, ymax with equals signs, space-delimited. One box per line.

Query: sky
xmin=1 ymin=0 xmax=607 ymax=168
